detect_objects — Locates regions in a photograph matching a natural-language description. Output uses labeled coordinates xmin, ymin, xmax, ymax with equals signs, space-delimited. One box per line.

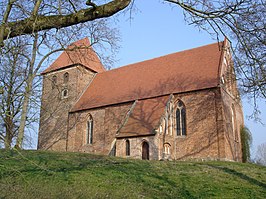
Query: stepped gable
xmin=71 ymin=41 xmax=224 ymax=112
xmin=42 ymin=38 xmax=105 ymax=74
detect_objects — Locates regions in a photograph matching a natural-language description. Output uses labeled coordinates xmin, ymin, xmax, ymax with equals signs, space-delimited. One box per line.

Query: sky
xmin=111 ymin=0 xmax=266 ymax=158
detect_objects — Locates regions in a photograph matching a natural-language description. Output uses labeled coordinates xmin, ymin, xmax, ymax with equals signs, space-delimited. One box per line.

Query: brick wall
xmin=155 ymin=89 xmax=221 ymax=161
xmin=38 ymin=65 xmax=95 ymax=150
xmin=67 ymin=103 xmax=133 ymax=154
xmin=66 ymin=88 xmax=227 ymax=161
xmin=116 ymin=136 xmax=159 ymax=160
xmin=218 ymin=43 xmax=244 ymax=161
xmin=66 ymin=87 xmax=243 ymax=161
xmin=220 ymin=88 xmax=243 ymax=161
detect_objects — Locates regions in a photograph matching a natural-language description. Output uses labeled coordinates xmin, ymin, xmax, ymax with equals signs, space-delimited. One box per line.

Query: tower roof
xmin=42 ymin=38 xmax=105 ymax=74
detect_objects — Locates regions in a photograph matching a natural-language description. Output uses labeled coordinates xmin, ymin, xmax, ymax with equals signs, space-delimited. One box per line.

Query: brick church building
xmin=38 ymin=38 xmax=244 ymax=161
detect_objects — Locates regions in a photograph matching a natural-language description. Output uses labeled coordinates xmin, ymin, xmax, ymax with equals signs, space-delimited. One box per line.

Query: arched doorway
xmin=142 ymin=141 xmax=149 ymax=160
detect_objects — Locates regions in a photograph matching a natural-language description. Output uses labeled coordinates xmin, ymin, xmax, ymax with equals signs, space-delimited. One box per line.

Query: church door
xmin=142 ymin=141 xmax=149 ymax=160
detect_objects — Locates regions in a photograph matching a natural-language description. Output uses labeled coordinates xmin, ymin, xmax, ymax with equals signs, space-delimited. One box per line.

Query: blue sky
xmin=112 ymin=1 xmax=266 ymax=158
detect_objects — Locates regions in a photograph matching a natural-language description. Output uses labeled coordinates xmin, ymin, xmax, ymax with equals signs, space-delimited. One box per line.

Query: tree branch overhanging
xmin=0 ymin=0 xmax=131 ymax=43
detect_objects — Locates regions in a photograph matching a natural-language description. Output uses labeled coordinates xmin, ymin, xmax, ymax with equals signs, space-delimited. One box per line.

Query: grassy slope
xmin=0 ymin=150 xmax=265 ymax=199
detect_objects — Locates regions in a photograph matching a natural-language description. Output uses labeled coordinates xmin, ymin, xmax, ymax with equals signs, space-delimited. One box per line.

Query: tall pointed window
xmin=126 ymin=139 xmax=130 ymax=156
xmin=87 ymin=115 xmax=93 ymax=144
xmin=176 ymin=100 xmax=187 ymax=136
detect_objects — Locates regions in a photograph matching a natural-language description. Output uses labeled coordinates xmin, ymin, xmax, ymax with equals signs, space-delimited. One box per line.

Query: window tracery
xmin=87 ymin=115 xmax=93 ymax=144
xmin=163 ymin=143 xmax=171 ymax=155
xmin=176 ymin=100 xmax=186 ymax=136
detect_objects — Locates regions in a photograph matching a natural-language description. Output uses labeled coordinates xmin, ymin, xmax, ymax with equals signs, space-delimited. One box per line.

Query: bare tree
xmin=0 ymin=38 xmax=29 ymax=148
xmin=255 ymin=142 xmax=266 ymax=166
xmin=14 ymin=33 xmax=39 ymax=149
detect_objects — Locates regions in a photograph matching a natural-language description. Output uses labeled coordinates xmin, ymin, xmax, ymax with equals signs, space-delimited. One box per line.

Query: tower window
xmin=64 ymin=72 xmax=69 ymax=83
xmin=176 ymin=100 xmax=186 ymax=136
xmin=52 ymin=75 xmax=57 ymax=89
xmin=62 ymin=89 xmax=68 ymax=98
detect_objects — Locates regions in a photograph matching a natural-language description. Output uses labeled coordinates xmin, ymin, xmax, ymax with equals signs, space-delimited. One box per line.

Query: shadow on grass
xmin=99 ymin=161 xmax=199 ymax=198
xmin=0 ymin=151 xmax=98 ymax=178
xmin=206 ymin=164 xmax=266 ymax=189
xmin=0 ymin=151 xmax=214 ymax=198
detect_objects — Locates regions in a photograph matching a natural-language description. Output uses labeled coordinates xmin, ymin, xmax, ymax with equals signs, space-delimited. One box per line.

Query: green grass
xmin=0 ymin=150 xmax=265 ymax=199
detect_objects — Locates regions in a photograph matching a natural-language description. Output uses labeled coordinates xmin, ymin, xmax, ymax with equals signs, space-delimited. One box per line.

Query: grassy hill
xmin=0 ymin=150 xmax=265 ymax=199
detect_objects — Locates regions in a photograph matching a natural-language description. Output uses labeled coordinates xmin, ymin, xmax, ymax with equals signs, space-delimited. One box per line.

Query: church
xmin=38 ymin=38 xmax=244 ymax=161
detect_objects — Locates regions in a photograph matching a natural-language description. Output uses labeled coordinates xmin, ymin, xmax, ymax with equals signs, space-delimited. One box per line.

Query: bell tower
xmin=38 ymin=38 xmax=105 ymax=151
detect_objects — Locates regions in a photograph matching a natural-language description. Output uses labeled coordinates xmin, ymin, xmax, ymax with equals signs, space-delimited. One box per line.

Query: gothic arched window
xmin=87 ymin=115 xmax=93 ymax=144
xmin=63 ymin=72 xmax=69 ymax=83
xmin=176 ymin=100 xmax=186 ymax=136
xmin=126 ymin=139 xmax=130 ymax=156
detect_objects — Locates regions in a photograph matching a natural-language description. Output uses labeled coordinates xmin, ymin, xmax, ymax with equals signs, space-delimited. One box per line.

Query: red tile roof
xmin=42 ymin=38 xmax=105 ymax=74
xmin=116 ymin=96 xmax=170 ymax=138
xmin=71 ymin=41 xmax=224 ymax=112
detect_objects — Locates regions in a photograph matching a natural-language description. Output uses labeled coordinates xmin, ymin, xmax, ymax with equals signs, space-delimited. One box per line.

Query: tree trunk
xmin=4 ymin=116 xmax=13 ymax=149
xmin=14 ymin=76 xmax=34 ymax=149
xmin=14 ymin=34 xmax=38 ymax=149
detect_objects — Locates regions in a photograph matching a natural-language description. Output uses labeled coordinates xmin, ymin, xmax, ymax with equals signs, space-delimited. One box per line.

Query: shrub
xmin=240 ymin=126 xmax=252 ymax=163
